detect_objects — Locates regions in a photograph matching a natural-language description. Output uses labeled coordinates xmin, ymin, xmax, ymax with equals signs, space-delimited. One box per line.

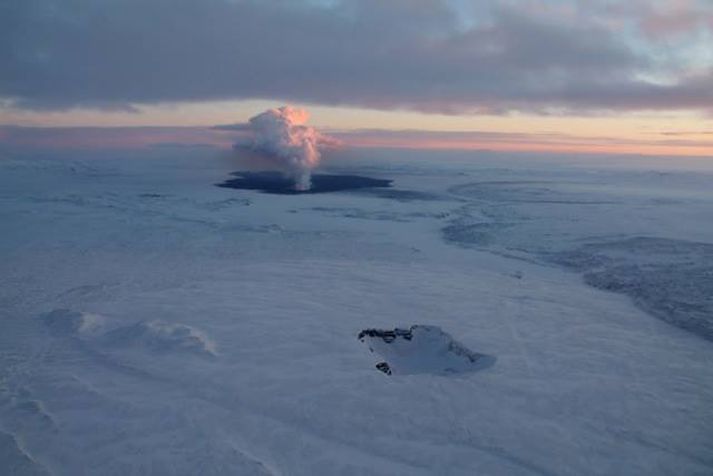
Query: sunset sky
xmin=1 ymin=0 xmax=712 ymax=156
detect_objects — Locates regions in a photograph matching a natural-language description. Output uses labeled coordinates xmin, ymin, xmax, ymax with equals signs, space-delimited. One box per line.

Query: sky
xmin=1 ymin=0 xmax=712 ymax=156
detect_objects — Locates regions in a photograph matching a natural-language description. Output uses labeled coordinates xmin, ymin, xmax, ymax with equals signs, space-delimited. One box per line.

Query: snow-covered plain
xmin=1 ymin=146 xmax=712 ymax=475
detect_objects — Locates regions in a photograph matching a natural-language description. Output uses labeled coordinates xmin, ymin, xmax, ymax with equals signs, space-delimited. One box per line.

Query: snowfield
xmin=1 ymin=147 xmax=712 ymax=475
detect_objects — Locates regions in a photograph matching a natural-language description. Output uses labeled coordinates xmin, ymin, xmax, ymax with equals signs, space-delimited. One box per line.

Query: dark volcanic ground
xmin=216 ymin=171 xmax=392 ymax=194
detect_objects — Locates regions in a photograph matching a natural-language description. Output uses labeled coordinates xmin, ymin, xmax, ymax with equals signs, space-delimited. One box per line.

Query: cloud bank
xmin=1 ymin=0 xmax=711 ymax=115
xmin=235 ymin=107 xmax=337 ymax=191
xmin=1 ymin=124 xmax=711 ymax=157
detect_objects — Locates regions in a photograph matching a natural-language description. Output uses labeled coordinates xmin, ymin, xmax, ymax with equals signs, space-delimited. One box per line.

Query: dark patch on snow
xmin=439 ymin=202 xmax=524 ymax=250
xmin=375 ymin=362 xmax=392 ymax=375
xmin=216 ymin=171 xmax=392 ymax=195
xmin=555 ymin=237 xmax=713 ymax=341
xmin=358 ymin=325 xmax=495 ymax=375
xmin=358 ymin=327 xmax=415 ymax=343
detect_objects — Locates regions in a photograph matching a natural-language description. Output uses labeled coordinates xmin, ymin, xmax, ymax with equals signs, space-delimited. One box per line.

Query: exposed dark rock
xmin=358 ymin=328 xmax=413 ymax=343
xmin=375 ymin=362 xmax=392 ymax=375
xmin=358 ymin=325 xmax=495 ymax=376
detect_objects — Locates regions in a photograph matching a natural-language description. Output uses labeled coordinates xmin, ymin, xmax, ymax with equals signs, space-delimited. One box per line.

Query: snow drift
xmin=42 ymin=309 xmax=216 ymax=357
xmin=43 ymin=309 xmax=109 ymax=337
xmin=101 ymin=320 xmax=217 ymax=356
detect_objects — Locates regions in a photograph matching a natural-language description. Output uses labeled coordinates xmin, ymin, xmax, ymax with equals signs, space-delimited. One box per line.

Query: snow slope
xmin=1 ymin=147 xmax=712 ymax=475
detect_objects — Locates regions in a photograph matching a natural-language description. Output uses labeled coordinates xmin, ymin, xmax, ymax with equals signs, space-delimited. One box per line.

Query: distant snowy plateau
xmin=1 ymin=148 xmax=712 ymax=475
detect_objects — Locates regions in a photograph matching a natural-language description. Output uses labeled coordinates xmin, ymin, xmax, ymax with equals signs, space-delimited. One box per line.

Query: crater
xmin=216 ymin=171 xmax=392 ymax=195
xmin=358 ymin=325 xmax=495 ymax=376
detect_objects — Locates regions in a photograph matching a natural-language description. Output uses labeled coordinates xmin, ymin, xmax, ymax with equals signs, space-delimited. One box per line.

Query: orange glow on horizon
xmin=1 ymin=100 xmax=711 ymax=158
xmin=341 ymin=136 xmax=713 ymax=158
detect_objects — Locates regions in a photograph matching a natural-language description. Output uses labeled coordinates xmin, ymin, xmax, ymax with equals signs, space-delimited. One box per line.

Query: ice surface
xmin=442 ymin=173 xmax=713 ymax=340
xmin=556 ymin=237 xmax=713 ymax=341
xmin=1 ymin=148 xmax=712 ymax=475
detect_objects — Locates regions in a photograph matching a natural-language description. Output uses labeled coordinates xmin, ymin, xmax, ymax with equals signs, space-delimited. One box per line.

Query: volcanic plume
xmin=236 ymin=106 xmax=336 ymax=191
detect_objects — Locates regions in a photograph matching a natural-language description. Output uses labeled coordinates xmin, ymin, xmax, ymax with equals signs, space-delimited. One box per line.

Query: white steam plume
xmin=237 ymin=106 xmax=336 ymax=191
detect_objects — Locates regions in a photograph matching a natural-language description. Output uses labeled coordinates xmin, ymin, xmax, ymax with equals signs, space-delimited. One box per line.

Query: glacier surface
xmin=1 ymin=147 xmax=712 ymax=475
